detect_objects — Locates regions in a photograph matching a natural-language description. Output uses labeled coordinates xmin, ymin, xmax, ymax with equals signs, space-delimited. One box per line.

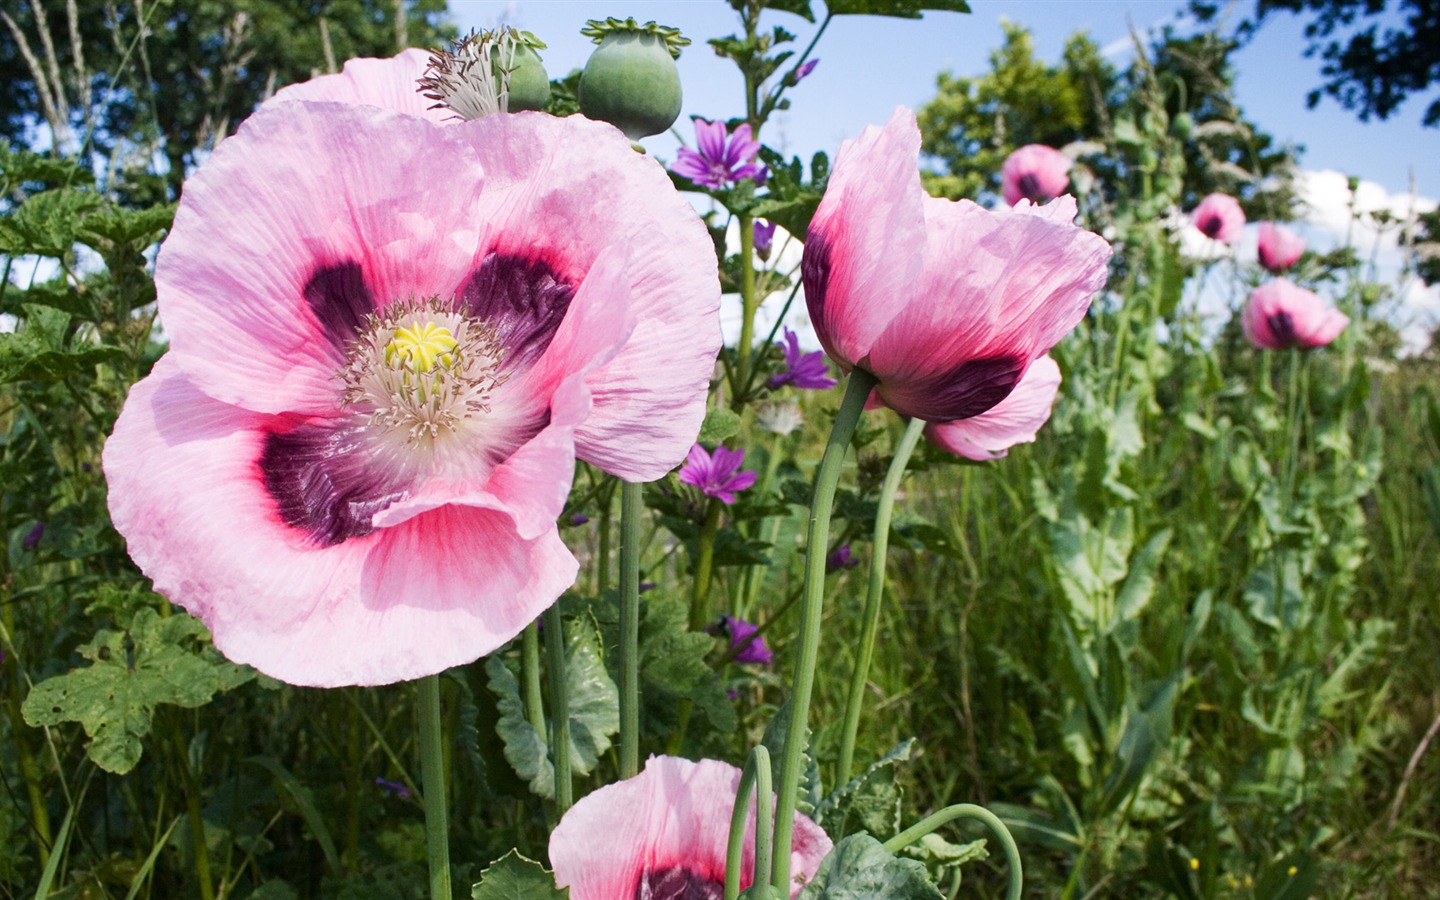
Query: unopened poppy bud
xmin=578 ymin=17 xmax=688 ymax=142
xmin=504 ymin=41 xmax=552 ymax=112
xmin=1171 ymin=112 xmax=1194 ymax=139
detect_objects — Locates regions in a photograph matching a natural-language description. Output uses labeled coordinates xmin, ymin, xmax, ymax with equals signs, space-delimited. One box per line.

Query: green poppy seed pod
xmin=1172 ymin=112 xmax=1195 ymax=140
xmin=500 ymin=44 xmax=550 ymax=112
xmin=578 ymin=19 xmax=686 ymax=142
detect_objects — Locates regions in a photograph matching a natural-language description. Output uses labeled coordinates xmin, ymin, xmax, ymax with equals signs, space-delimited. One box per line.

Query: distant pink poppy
xmin=549 ymin=755 xmax=832 ymax=898
xmin=925 ymin=354 xmax=1062 ymax=460
xmin=1191 ymin=193 xmax=1246 ymax=244
xmin=1001 ymin=144 xmax=1072 ymax=206
xmin=802 ymin=107 xmax=1110 ymax=425
xmin=1242 ymin=279 xmax=1348 ymax=349
xmin=1257 ymin=222 xmax=1305 ymax=272
xmin=104 ymin=96 xmax=719 ymax=686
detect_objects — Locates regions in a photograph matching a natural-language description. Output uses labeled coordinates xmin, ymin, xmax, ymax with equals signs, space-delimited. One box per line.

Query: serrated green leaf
xmin=903 ymin=832 xmax=987 ymax=865
xmin=22 ymin=608 xmax=255 ymax=773
xmin=470 ymin=850 xmax=567 ymax=899
xmin=816 ymin=739 xmax=914 ymax=837
xmin=1113 ymin=528 xmax=1172 ymax=624
xmin=0 ymin=187 xmax=102 ymax=257
xmin=826 ymin=0 xmax=969 ymax=17
xmin=77 ymin=203 xmax=176 ymax=249
xmin=797 ymin=833 xmax=942 ymax=899
xmin=640 ymin=594 xmax=737 ymax=734
xmin=698 ymin=407 xmax=743 ymax=444
xmin=765 ymin=0 xmax=816 ymax=21
xmin=763 ymin=700 xmax=820 ymax=816
xmin=0 ymin=303 xmax=124 ymax=384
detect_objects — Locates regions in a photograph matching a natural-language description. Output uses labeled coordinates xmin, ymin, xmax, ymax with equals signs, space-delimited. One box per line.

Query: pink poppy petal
xmin=550 ymin=756 xmax=833 ymax=899
xmin=1001 ymin=144 xmax=1072 ymax=206
xmin=158 ymin=101 xmax=484 ymax=415
xmin=104 ymin=356 xmax=577 ymax=687
xmin=1243 ymin=279 xmax=1347 ymax=350
xmin=804 ymin=107 xmax=928 ymax=370
xmin=1300 ymin=308 xmax=1350 ymax=347
xmin=266 ymin=49 xmax=447 ymax=121
xmin=924 ymin=354 xmax=1062 ymax=460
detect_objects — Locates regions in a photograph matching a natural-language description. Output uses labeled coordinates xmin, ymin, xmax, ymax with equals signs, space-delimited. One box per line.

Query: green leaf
xmin=797 ymin=833 xmax=942 ymax=899
xmin=0 ymin=304 xmax=124 ymax=384
xmin=0 ymin=187 xmax=102 ymax=257
xmin=1097 ymin=673 xmax=1179 ymax=816
xmin=763 ymin=699 xmax=821 ymax=816
xmin=816 ymin=739 xmax=914 ymax=838
xmin=245 ymin=756 xmax=340 ymax=873
xmin=1113 ymin=528 xmax=1172 ymax=623
xmin=22 ymin=608 xmax=255 ymax=773
xmin=470 ymin=851 xmax=567 ymax=899
xmin=825 ymin=0 xmax=970 ymax=17
xmin=640 ymin=594 xmax=738 ymax=734
xmin=77 ymin=203 xmax=176 ymax=250
xmin=698 ymin=407 xmax=743 ymax=444
xmin=764 ymin=0 xmax=816 ymax=21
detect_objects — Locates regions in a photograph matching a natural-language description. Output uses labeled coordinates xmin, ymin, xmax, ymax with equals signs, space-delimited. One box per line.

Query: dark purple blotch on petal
xmin=895 ymin=355 xmax=1027 ymax=422
xmin=1267 ymin=311 xmax=1297 ymax=346
xmin=304 ymin=262 xmax=375 ymax=348
xmin=801 ymin=231 xmax=833 ymax=336
xmin=1016 ymin=173 xmax=1043 ymax=202
xmin=635 ymin=867 xmax=723 ymax=900
xmin=1197 ymin=214 xmax=1223 ymax=240
xmin=261 ymin=423 xmax=409 ymax=547
xmin=459 ymin=252 xmax=575 ymax=371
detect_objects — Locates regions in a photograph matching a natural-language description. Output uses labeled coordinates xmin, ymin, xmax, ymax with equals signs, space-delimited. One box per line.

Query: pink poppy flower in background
xmin=1242 ymin=279 xmax=1349 ymax=350
xmin=1258 ymin=221 xmax=1305 ymax=272
xmin=802 ymin=107 xmax=1111 ymax=426
xmin=549 ymin=755 xmax=832 ymax=898
xmin=925 ymin=354 xmax=1063 ymax=460
xmin=672 ymin=118 xmax=767 ymax=189
xmin=1001 ymin=143 xmax=1072 ymax=207
xmin=103 ymin=94 xmax=720 ymax=687
xmin=1191 ymin=193 xmax=1246 ymax=244
xmin=679 ymin=444 xmax=757 ymax=505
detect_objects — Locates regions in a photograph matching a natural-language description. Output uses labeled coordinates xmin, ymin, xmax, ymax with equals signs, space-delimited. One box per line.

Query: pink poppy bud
xmin=1001 ymin=144 xmax=1072 ymax=207
xmin=1191 ymin=193 xmax=1246 ymax=244
xmin=1257 ymin=222 xmax=1305 ymax=272
xmin=1242 ymin=279 xmax=1348 ymax=350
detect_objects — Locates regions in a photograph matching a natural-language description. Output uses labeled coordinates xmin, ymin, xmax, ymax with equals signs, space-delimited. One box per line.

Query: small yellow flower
xmin=1190 ymin=857 xmax=1200 ymax=871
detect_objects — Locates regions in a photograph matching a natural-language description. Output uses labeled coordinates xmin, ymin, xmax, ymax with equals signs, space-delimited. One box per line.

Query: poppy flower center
xmin=635 ymin=866 xmax=723 ymax=900
xmin=340 ymin=296 xmax=508 ymax=446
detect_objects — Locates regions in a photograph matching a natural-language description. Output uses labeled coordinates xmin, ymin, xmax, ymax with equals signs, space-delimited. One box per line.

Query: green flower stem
xmin=0 ymin=608 xmax=53 ymax=868
xmin=173 ymin=725 xmax=215 ymax=900
xmin=771 ymin=367 xmax=877 ymax=891
xmin=725 ymin=745 xmax=774 ymax=900
xmin=882 ymin=803 xmax=1023 ymax=900
xmin=835 ymin=415 xmax=925 ymax=785
xmin=742 ymin=432 xmax=792 ymax=613
xmin=544 ymin=604 xmax=573 ymax=813
xmin=619 ymin=479 xmax=644 ymax=779
xmin=689 ymin=497 xmax=725 ymax=632
xmin=734 ymin=214 xmax=759 ymax=401
xmin=416 ymin=674 xmax=451 ymax=900
xmin=522 ymin=621 xmax=546 ymax=737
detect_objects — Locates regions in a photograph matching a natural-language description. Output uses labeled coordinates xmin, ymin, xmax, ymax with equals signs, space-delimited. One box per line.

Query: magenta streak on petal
xmin=260 ymin=423 xmax=410 ymax=546
xmin=459 ymin=252 xmax=576 ymax=371
xmin=634 ymin=867 xmax=723 ymax=900
xmin=883 ymin=354 xmax=1027 ymax=422
xmin=304 ymin=262 xmax=376 ymax=349
xmin=800 ymin=232 xmax=839 ymax=362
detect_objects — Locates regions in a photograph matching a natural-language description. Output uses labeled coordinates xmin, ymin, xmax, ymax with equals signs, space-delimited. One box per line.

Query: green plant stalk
xmin=619 ymin=479 xmax=644 ymax=779
xmin=173 ymin=728 xmax=215 ymax=900
xmin=0 ymin=609 xmax=53 ymax=867
xmin=771 ymin=367 xmax=877 ymax=890
xmin=416 ymin=675 xmax=451 ymax=900
xmin=522 ymin=621 xmax=546 ymax=737
xmin=725 ymin=745 xmax=773 ymax=900
xmin=742 ymin=433 xmax=792 ymax=612
xmin=734 ymin=215 xmax=759 ymax=400
xmin=882 ymin=803 xmax=1023 ymax=900
xmin=835 ymin=415 xmax=925 ymax=784
xmin=689 ymin=497 xmax=725 ymax=631
xmin=544 ymin=604 xmax=573 ymax=813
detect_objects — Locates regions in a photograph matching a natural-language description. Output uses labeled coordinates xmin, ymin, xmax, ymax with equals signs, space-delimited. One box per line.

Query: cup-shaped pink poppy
xmin=802 ymin=107 xmax=1110 ymax=426
xmin=103 ymin=97 xmax=720 ymax=687
xmin=1257 ymin=221 xmax=1305 ymax=272
xmin=549 ymin=755 xmax=832 ymax=898
xmin=1242 ymin=279 xmax=1349 ymax=350
xmin=1001 ymin=143 xmax=1072 ymax=207
xmin=925 ymin=354 xmax=1062 ymax=460
xmin=1191 ymin=193 xmax=1246 ymax=244
xmin=270 ymin=50 xmax=723 ymax=480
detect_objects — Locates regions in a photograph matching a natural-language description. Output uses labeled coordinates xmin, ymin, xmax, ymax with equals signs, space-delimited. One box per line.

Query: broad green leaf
xmin=0 ymin=187 xmax=101 ymax=257
xmin=1097 ymin=674 xmax=1179 ymax=816
xmin=764 ymin=0 xmax=817 ymax=21
xmin=1114 ymin=528 xmax=1172 ymax=623
xmin=470 ymin=851 xmax=567 ymax=899
xmin=698 ymin=407 xmax=743 ymax=444
xmin=796 ymin=833 xmax=942 ymax=899
xmin=22 ymin=608 xmax=255 ymax=773
xmin=639 ymin=594 xmax=737 ymax=734
xmin=816 ymin=739 xmax=914 ymax=838
xmin=825 ymin=0 xmax=970 ymax=18
xmin=77 ymin=203 xmax=176 ymax=250
xmin=0 ymin=304 xmax=124 ymax=385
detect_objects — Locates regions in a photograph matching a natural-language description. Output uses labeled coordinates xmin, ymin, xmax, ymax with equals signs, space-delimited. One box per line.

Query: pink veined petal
xmin=103 ymin=357 xmax=578 ymax=687
xmin=448 ymin=111 xmax=721 ymax=481
xmin=924 ymin=354 xmax=1062 ymax=460
xmin=549 ymin=756 xmax=833 ymax=899
xmin=266 ymin=49 xmax=447 ymax=122
xmin=865 ymin=194 xmax=1109 ymax=421
xmin=804 ymin=106 xmax=928 ymax=370
xmin=157 ymin=101 xmax=484 ymax=416
xmin=1301 ymin=308 xmax=1350 ymax=347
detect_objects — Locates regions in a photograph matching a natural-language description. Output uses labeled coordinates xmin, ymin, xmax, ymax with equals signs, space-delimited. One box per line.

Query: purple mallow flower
xmin=720 ymin=615 xmax=773 ymax=665
xmin=754 ymin=219 xmax=777 ymax=262
xmin=678 ymin=444 xmax=757 ymax=505
xmin=768 ymin=327 xmax=837 ymax=391
xmin=827 ymin=544 xmax=859 ymax=572
xmin=672 ymin=118 xmax=766 ymax=189
xmin=375 ymin=777 xmax=411 ymax=800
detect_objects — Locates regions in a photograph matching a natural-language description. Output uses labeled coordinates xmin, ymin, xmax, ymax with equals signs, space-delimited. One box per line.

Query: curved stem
xmin=725 ymin=745 xmax=774 ymax=900
xmin=543 ymin=605 xmax=573 ymax=813
xmin=619 ymin=479 xmax=644 ymax=779
xmin=835 ymin=416 xmax=925 ymax=784
xmin=882 ymin=803 xmax=1023 ymax=900
xmin=416 ymin=675 xmax=451 ymax=900
xmin=771 ymin=368 xmax=877 ymax=891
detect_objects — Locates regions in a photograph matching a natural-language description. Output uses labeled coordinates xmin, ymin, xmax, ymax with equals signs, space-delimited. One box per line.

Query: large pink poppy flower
xmin=925 ymin=354 xmax=1062 ymax=460
xmin=1001 ymin=143 xmax=1072 ymax=207
xmin=549 ymin=755 xmax=832 ymax=898
xmin=802 ymin=107 xmax=1110 ymax=425
xmin=104 ymin=97 xmax=719 ymax=686
xmin=1242 ymin=279 xmax=1348 ymax=350
xmin=1257 ymin=221 xmax=1305 ymax=272
xmin=1191 ymin=193 xmax=1246 ymax=244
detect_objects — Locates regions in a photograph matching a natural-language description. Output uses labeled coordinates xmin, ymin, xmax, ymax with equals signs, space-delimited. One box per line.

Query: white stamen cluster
xmin=418 ymin=28 xmax=523 ymax=121
xmin=340 ymin=297 xmax=507 ymax=448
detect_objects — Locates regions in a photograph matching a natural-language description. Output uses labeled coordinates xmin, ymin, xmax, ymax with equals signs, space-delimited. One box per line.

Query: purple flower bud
xmin=639 ymin=581 xmax=657 ymax=594
xmin=568 ymin=513 xmax=590 ymax=526
xmin=767 ymin=327 xmax=837 ymax=392
xmin=719 ymin=615 xmax=773 ymax=665
xmin=22 ymin=521 xmax=44 ymax=552
xmin=754 ymin=219 xmax=777 ymax=262
xmin=826 ymin=544 xmax=858 ymax=572
xmin=794 ymin=59 xmax=819 ymax=83
xmin=375 ymin=777 xmax=411 ymax=800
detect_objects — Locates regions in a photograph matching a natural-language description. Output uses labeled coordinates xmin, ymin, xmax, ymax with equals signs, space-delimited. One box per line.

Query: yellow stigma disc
xmin=386 ymin=322 xmax=458 ymax=373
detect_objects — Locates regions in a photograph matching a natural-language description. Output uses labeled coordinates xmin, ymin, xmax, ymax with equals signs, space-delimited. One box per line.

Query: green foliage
xmin=796 ymin=833 xmax=942 ymax=899
xmin=470 ymin=851 xmax=566 ymax=900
